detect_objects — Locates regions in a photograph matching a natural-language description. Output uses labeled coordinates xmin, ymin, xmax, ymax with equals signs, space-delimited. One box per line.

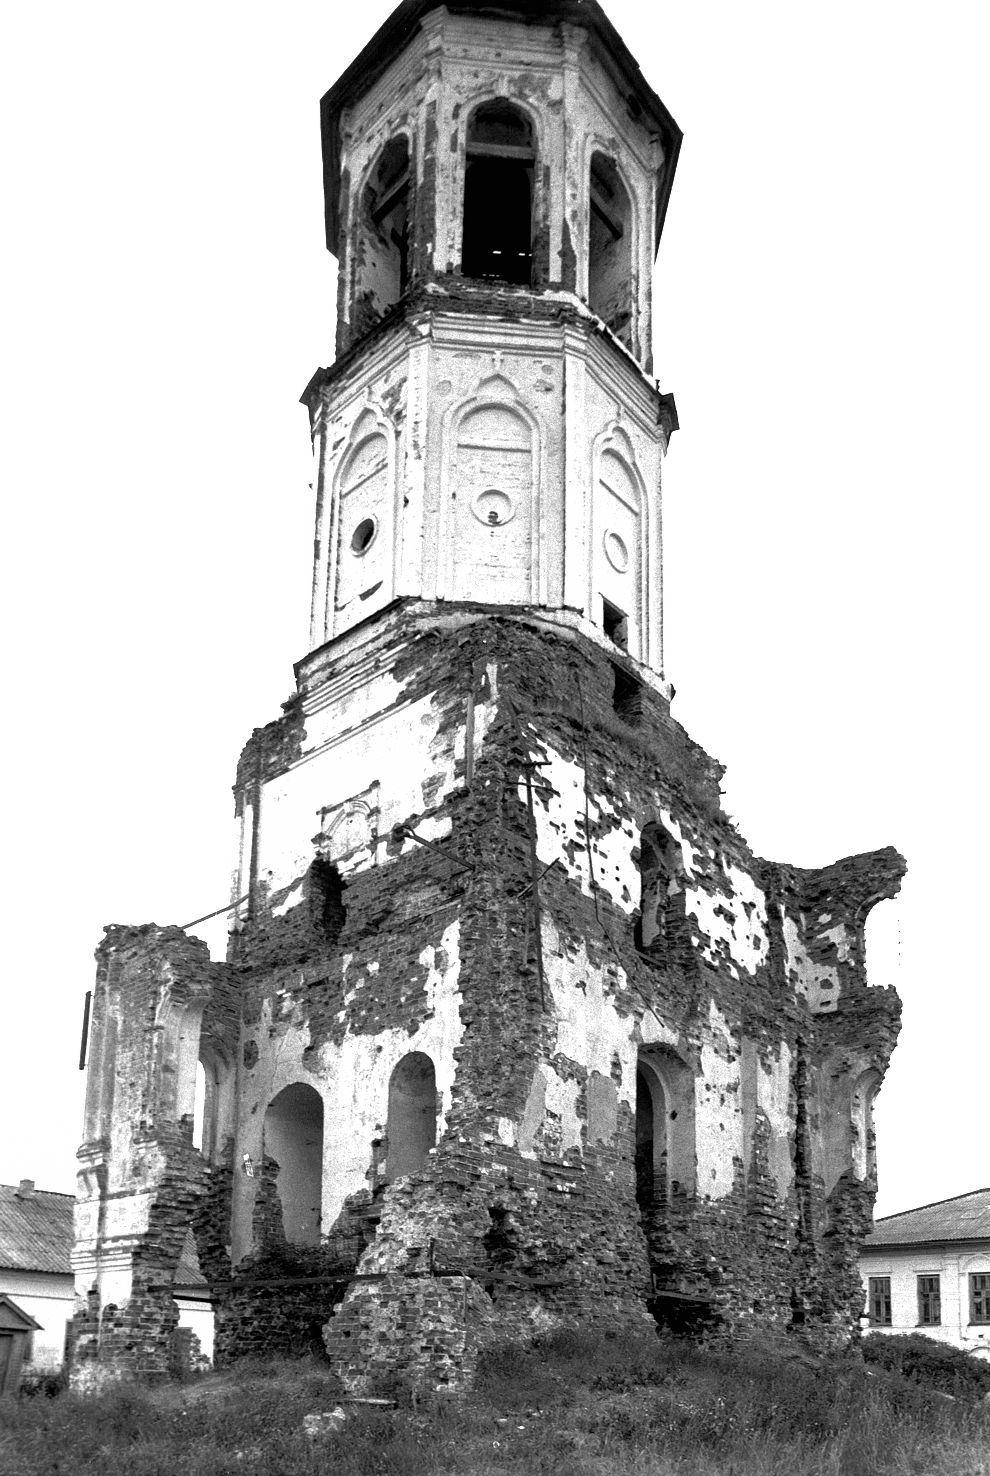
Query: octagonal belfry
xmin=71 ymin=0 xmax=905 ymax=1395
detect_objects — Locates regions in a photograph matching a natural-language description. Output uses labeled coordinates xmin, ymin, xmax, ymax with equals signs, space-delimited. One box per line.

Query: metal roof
xmin=0 ymin=1183 xmax=74 ymax=1275
xmin=0 ymin=1183 xmax=206 ymax=1287
xmin=864 ymin=1188 xmax=990 ymax=1249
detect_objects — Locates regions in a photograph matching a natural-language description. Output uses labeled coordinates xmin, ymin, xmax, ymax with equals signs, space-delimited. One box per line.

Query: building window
xmin=971 ymin=1273 xmax=990 ymax=1324
xmin=462 ymin=101 xmax=534 ymax=285
xmin=588 ymin=151 xmax=633 ymax=345
xmin=868 ymin=1276 xmax=892 ymax=1326
xmin=917 ymin=1274 xmax=941 ymax=1326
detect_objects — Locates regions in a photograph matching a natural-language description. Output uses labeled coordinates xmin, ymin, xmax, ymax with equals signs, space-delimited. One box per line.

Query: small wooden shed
xmin=0 ymin=1294 xmax=42 ymax=1394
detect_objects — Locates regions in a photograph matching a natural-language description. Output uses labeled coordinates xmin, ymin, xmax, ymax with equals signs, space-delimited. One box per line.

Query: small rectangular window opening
xmin=602 ymin=598 xmax=628 ymax=650
xmin=868 ymin=1276 xmax=892 ymax=1326
xmin=917 ymin=1274 xmax=941 ymax=1326
xmin=613 ymin=663 xmax=643 ymax=724
xmin=971 ymin=1272 xmax=990 ymax=1324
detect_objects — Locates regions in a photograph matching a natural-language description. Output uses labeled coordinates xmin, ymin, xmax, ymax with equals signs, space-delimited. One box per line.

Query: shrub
xmin=862 ymin=1332 xmax=990 ymax=1400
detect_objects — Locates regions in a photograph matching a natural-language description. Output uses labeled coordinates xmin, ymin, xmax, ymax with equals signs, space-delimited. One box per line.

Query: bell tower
xmin=72 ymin=0 xmax=904 ymax=1395
xmin=306 ymin=0 xmax=680 ymax=670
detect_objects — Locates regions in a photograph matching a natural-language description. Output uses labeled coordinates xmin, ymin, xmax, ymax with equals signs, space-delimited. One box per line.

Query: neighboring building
xmin=0 ymin=1179 xmax=212 ymax=1386
xmin=71 ymin=0 xmax=905 ymax=1393
xmin=0 ymin=1181 xmax=74 ymax=1375
xmin=860 ymin=1189 xmax=990 ymax=1362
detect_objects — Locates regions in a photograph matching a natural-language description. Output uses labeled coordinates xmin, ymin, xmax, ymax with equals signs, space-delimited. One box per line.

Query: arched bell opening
xmin=353 ymin=135 xmax=411 ymax=333
xmin=588 ymin=151 xmax=633 ymax=346
xmin=462 ymin=100 xmax=535 ymax=286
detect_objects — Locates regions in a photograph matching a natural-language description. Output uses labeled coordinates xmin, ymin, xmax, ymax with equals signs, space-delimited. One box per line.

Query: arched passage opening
xmin=462 ymin=101 xmax=535 ymax=285
xmin=386 ymin=1052 xmax=438 ymax=1181
xmin=635 ymin=1066 xmax=666 ymax=1212
xmin=636 ymin=1048 xmax=696 ymax=1213
xmin=353 ymin=135 xmax=410 ymax=332
xmin=263 ymin=1083 xmax=324 ymax=1246
xmin=588 ymin=151 xmax=633 ymax=345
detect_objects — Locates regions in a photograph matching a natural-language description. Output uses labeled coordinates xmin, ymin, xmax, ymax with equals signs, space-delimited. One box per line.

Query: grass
xmin=2 ymin=1332 xmax=989 ymax=1476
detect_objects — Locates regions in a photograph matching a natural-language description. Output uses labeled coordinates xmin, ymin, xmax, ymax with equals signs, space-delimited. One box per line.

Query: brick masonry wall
xmin=71 ymin=607 xmax=903 ymax=1390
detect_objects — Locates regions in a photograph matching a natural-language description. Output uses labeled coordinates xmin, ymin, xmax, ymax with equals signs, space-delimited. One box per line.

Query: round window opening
xmin=472 ymin=488 xmax=516 ymax=528
xmin=603 ymin=529 xmax=630 ymax=573
xmin=351 ymin=517 xmax=378 ymax=555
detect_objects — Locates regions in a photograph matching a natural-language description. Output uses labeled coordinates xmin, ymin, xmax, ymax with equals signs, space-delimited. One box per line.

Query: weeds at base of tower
xmin=6 ymin=1329 xmax=990 ymax=1475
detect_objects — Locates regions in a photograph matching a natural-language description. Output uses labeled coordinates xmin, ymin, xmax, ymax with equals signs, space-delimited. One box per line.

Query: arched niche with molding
xmin=590 ymin=423 xmax=651 ymax=662
xmin=438 ymin=374 xmax=542 ymax=604
xmin=327 ymin=404 xmax=398 ymax=639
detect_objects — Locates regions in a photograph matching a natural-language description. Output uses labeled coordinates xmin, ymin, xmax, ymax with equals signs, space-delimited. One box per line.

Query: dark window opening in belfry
xmin=308 ymin=857 xmax=346 ymax=945
xmin=462 ymin=101 xmax=534 ymax=285
xmin=588 ymin=152 xmax=633 ymax=345
xmin=356 ymin=135 xmax=410 ymax=327
xmin=386 ymin=1051 xmax=438 ymax=1181
xmin=636 ymin=821 xmax=684 ymax=958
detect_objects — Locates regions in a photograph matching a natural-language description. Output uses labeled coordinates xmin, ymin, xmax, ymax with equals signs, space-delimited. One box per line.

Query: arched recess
xmin=636 ymin=1047 xmax=696 ymax=1211
xmin=850 ymin=1068 xmax=882 ymax=1182
xmin=462 ymin=100 xmax=536 ymax=285
xmin=590 ymin=424 xmax=649 ymax=662
xmin=263 ymin=1082 xmax=324 ymax=1246
xmin=329 ymin=404 xmax=397 ymax=637
xmin=588 ymin=151 xmax=634 ymax=346
xmin=386 ymin=1052 xmax=438 ymax=1181
xmin=635 ymin=821 xmax=686 ymax=963
xmin=352 ymin=135 xmax=411 ymax=336
xmin=439 ymin=374 xmax=541 ymax=604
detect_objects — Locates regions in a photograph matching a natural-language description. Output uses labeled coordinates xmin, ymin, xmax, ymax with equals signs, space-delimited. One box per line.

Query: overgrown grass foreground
xmin=3 ymin=1330 xmax=989 ymax=1476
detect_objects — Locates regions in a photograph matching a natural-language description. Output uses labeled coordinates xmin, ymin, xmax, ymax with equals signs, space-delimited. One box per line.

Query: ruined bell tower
xmin=71 ymin=0 xmax=905 ymax=1392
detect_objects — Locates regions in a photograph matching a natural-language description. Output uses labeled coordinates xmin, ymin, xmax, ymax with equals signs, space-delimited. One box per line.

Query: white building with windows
xmin=860 ymin=1188 xmax=990 ymax=1361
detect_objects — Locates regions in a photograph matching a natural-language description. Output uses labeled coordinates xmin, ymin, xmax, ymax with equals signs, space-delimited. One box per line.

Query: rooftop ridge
xmin=873 ymin=1187 xmax=990 ymax=1223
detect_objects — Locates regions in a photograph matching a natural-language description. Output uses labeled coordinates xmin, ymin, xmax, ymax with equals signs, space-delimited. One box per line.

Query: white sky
xmin=0 ymin=2 xmax=986 ymax=1219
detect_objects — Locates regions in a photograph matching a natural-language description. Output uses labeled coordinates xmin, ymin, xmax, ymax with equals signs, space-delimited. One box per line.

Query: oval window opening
xmin=604 ymin=529 xmax=630 ymax=572
xmin=351 ymin=517 xmax=378 ymax=554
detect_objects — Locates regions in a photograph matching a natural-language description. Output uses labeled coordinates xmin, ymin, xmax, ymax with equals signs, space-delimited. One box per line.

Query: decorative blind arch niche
xmin=440 ymin=375 xmax=540 ymax=604
xmin=330 ymin=405 xmax=397 ymax=637
xmin=591 ymin=424 xmax=649 ymax=661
